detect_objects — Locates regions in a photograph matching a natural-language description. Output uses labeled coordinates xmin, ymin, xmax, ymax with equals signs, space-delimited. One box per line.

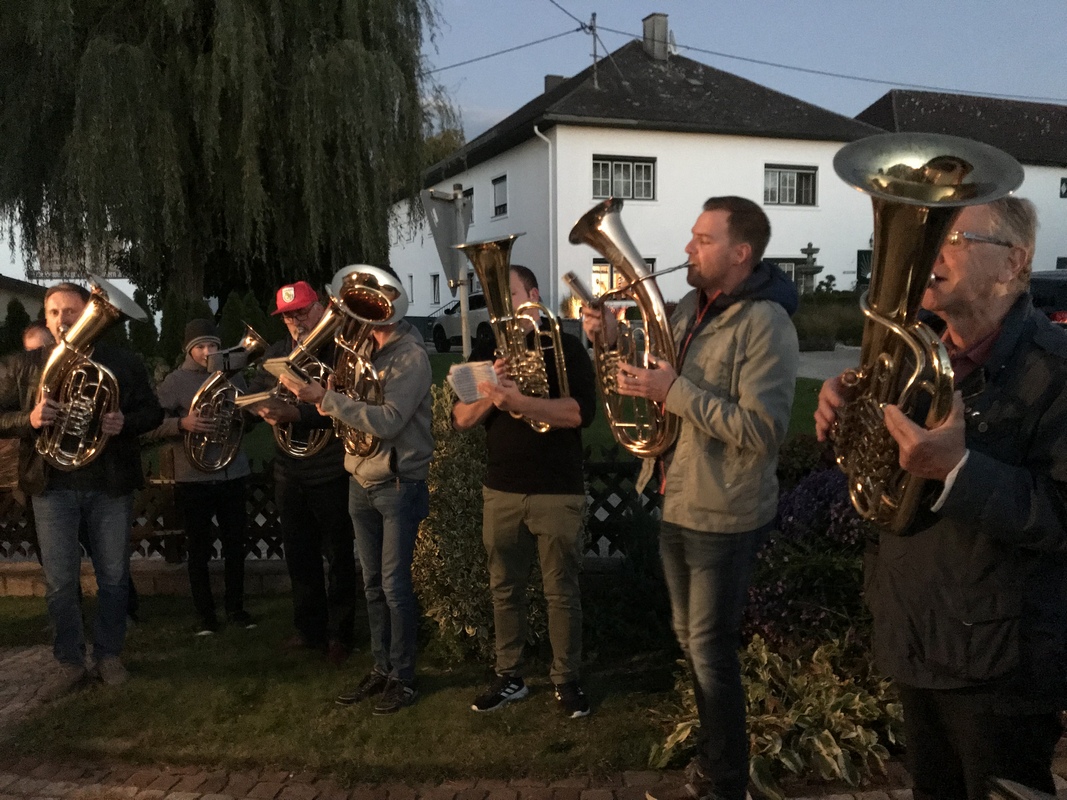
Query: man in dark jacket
xmin=0 ymin=282 xmax=162 ymax=691
xmin=816 ymin=197 xmax=1067 ymax=800
xmin=247 ymin=281 xmax=356 ymax=664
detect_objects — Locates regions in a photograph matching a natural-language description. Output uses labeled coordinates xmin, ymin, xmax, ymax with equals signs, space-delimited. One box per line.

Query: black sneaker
xmin=194 ymin=617 xmax=219 ymax=637
xmin=553 ymin=680 xmax=591 ymax=718
xmin=373 ymin=678 xmax=418 ymax=714
xmin=228 ymin=610 xmax=257 ymax=629
xmin=335 ymin=671 xmax=389 ymax=706
xmin=471 ymin=674 xmax=529 ymax=712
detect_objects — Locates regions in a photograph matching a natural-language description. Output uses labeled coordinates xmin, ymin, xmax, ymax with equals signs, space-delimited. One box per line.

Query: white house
xmin=391 ymin=13 xmax=1067 ymax=324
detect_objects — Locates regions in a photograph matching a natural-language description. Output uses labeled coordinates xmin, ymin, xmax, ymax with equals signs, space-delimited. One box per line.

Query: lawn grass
xmin=4 ymin=594 xmax=677 ymax=783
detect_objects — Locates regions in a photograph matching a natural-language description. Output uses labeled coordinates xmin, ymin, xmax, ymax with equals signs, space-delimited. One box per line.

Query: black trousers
xmin=897 ymin=682 xmax=1062 ymax=800
xmin=175 ymin=478 xmax=248 ymax=623
xmin=276 ymin=471 xmax=356 ymax=649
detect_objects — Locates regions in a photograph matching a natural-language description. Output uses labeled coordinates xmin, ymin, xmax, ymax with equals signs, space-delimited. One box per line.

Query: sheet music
xmin=447 ymin=361 xmax=498 ymax=403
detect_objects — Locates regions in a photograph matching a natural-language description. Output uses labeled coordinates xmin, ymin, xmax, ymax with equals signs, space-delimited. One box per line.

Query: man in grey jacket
xmin=583 ymin=197 xmax=799 ymax=800
xmin=282 ymin=266 xmax=432 ymax=714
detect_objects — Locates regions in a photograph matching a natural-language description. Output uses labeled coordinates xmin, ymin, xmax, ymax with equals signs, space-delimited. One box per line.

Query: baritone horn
xmin=455 ymin=234 xmax=569 ymax=433
xmin=330 ymin=265 xmax=409 ymax=457
xmin=36 ymin=275 xmax=149 ymax=470
xmin=184 ymin=324 xmax=268 ymax=472
xmin=567 ymin=198 xmax=680 ymax=458
xmin=832 ymin=132 xmax=1023 ymax=533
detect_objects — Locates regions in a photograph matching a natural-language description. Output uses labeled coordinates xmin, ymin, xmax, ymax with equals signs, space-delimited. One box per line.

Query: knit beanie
xmin=184 ymin=318 xmax=221 ymax=353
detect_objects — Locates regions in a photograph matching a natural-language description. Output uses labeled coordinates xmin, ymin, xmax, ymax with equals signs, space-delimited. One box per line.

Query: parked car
xmin=1029 ymin=271 xmax=1067 ymax=328
xmin=431 ymin=293 xmax=493 ymax=353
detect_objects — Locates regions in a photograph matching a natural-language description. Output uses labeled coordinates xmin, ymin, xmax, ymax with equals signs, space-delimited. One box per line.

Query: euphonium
xmin=329 ymin=265 xmax=409 ymax=457
xmin=36 ymin=276 xmax=148 ymax=470
xmin=567 ymin=198 xmax=681 ymax=458
xmin=185 ymin=324 xmax=269 ymax=472
xmin=272 ymin=298 xmax=346 ymax=458
xmin=832 ymin=132 xmax=1023 ymax=533
xmin=455 ymin=234 xmax=569 ymax=433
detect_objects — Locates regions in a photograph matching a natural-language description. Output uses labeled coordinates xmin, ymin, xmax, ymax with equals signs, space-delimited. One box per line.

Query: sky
xmin=425 ymin=0 xmax=1067 ymax=140
xmin=4 ymin=0 xmax=1066 ymax=282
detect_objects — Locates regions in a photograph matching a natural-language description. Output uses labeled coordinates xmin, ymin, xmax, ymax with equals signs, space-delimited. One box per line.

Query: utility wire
xmin=422 ymin=27 xmax=582 ymax=75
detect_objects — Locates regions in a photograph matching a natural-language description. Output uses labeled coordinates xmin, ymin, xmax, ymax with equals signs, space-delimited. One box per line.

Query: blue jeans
xmin=349 ymin=478 xmax=429 ymax=682
xmin=659 ymin=521 xmax=767 ymax=800
xmin=32 ymin=489 xmax=133 ymax=666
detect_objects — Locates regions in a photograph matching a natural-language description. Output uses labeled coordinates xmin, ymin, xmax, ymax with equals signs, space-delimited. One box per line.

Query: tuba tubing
xmin=567 ymin=198 xmax=680 ymax=459
xmin=455 ymin=234 xmax=570 ymax=433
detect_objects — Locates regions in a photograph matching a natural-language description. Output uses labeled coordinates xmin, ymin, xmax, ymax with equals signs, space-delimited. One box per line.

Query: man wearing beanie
xmin=145 ymin=318 xmax=255 ymax=634
xmin=247 ymin=281 xmax=357 ymax=664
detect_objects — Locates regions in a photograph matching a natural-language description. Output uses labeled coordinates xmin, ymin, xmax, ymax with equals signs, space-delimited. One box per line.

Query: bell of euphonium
xmin=36 ymin=275 xmax=148 ymax=470
xmin=832 ymin=132 xmax=1023 ymax=533
xmin=567 ymin=198 xmax=680 ymax=458
xmin=185 ymin=324 xmax=269 ymax=473
xmin=455 ymin=234 xmax=570 ymax=433
xmin=273 ymin=296 xmax=346 ymax=459
xmin=329 ymin=264 xmax=409 ymax=457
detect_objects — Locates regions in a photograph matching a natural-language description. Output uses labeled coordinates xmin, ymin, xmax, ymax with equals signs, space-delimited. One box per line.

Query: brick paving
xmin=3 ymin=643 xmax=1067 ymax=800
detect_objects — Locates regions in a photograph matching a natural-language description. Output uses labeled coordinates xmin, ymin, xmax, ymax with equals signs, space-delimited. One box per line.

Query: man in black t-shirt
xmin=452 ymin=264 xmax=597 ymax=718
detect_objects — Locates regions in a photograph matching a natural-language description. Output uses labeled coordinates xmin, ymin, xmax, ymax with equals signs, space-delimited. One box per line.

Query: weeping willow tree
xmin=0 ymin=0 xmax=453 ymax=305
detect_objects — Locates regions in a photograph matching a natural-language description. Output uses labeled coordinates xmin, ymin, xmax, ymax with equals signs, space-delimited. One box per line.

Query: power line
xmin=592 ymin=22 xmax=1067 ymax=106
xmin=422 ymin=27 xmax=583 ymax=76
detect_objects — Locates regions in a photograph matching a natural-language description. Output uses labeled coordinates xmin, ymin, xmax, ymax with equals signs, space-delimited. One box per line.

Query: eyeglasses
xmin=281 ymin=306 xmax=313 ymax=322
xmin=945 ymin=231 xmax=1015 ymax=249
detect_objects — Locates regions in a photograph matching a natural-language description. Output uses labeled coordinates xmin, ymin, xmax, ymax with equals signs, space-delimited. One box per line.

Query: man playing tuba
xmin=816 ymin=197 xmax=1067 ymax=800
xmin=0 ymin=282 xmax=162 ymax=693
xmin=144 ymin=318 xmax=255 ymax=636
xmin=453 ymin=263 xmax=598 ymax=718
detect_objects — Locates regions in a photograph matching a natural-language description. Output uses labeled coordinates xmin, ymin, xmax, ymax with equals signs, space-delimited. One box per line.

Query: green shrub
xmin=776 ymin=434 xmax=830 ymax=493
xmin=412 ymin=385 xmax=547 ymax=662
xmin=650 ymin=637 xmax=902 ymax=800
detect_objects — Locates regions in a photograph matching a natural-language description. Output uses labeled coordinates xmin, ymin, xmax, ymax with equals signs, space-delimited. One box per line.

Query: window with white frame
xmin=407 ymin=274 xmax=414 ymax=302
xmin=591 ymin=257 xmax=657 ymax=297
xmin=592 ymin=155 xmax=656 ymax=200
xmin=431 ymin=274 xmax=440 ymax=305
xmin=491 ymin=176 xmax=508 ymax=217
xmin=764 ymin=165 xmax=817 ymax=206
xmin=463 ymin=186 xmax=474 ymax=225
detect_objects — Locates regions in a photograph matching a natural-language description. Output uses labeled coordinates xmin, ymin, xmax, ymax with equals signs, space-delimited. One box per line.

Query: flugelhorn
xmin=330 ymin=265 xmax=409 ymax=457
xmin=455 ymin=234 xmax=569 ymax=433
xmin=832 ymin=132 xmax=1023 ymax=533
xmin=185 ymin=324 xmax=268 ymax=472
xmin=567 ymin=198 xmax=680 ymax=458
xmin=36 ymin=276 xmax=148 ymax=470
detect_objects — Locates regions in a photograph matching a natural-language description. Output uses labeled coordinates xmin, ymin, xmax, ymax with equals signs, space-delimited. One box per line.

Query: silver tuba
xmin=567 ymin=198 xmax=681 ymax=458
xmin=36 ymin=276 xmax=149 ymax=470
xmin=184 ymin=324 xmax=268 ymax=472
xmin=455 ymin=234 xmax=569 ymax=433
xmin=832 ymin=133 xmax=1023 ymax=533
xmin=330 ymin=265 xmax=408 ymax=457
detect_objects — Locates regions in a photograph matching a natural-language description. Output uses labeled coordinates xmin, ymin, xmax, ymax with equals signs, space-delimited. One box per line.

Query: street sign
xmin=422 ymin=188 xmax=472 ymax=297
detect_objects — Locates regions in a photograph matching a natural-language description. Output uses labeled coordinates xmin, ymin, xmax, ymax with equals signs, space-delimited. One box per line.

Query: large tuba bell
xmin=184 ymin=324 xmax=269 ymax=472
xmin=329 ymin=265 xmax=409 ymax=457
xmin=832 ymin=132 xmax=1023 ymax=533
xmin=455 ymin=234 xmax=570 ymax=433
xmin=36 ymin=276 xmax=149 ymax=470
xmin=567 ymin=198 xmax=681 ymax=458
xmin=271 ymin=292 xmax=347 ymax=458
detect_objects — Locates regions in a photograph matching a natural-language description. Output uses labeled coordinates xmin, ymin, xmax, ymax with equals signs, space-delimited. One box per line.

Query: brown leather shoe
xmin=280 ymin=633 xmax=326 ymax=653
xmin=326 ymin=640 xmax=350 ymax=666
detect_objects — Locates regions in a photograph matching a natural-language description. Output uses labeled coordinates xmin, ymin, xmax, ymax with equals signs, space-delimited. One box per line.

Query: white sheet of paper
xmin=447 ymin=361 xmax=498 ymax=403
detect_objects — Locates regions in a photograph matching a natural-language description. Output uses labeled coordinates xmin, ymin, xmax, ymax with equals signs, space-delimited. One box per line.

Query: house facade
xmin=391 ymin=14 xmax=1067 ymax=322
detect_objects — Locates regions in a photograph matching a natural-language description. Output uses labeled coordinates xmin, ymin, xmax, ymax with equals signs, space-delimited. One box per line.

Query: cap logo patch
xmin=281 ymin=287 xmax=295 ymax=303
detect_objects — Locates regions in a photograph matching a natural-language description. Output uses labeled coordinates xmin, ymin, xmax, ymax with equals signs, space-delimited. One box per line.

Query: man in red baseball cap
xmin=272 ymin=281 xmax=319 ymax=317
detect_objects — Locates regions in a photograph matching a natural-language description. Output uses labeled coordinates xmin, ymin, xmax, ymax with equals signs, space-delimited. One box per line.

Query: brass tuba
xmin=832 ymin=132 xmax=1023 ymax=533
xmin=455 ymin=234 xmax=569 ymax=433
xmin=36 ymin=276 xmax=148 ymax=470
xmin=271 ymin=295 xmax=347 ymax=458
xmin=567 ymin=198 xmax=681 ymax=458
xmin=184 ymin=324 xmax=268 ymax=472
xmin=329 ymin=265 xmax=409 ymax=457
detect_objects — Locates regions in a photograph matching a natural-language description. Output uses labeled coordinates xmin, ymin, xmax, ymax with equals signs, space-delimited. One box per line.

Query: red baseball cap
xmin=272 ymin=281 xmax=319 ymax=315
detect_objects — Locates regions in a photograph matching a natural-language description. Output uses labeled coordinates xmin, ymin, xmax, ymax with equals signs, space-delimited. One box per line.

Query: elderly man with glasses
xmin=247 ymin=281 xmax=358 ymax=665
xmin=816 ymin=197 xmax=1067 ymax=800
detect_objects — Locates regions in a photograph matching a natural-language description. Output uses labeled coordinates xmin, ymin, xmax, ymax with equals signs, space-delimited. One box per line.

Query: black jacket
xmin=865 ymin=294 xmax=1067 ymax=712
xmin=0 ymin=343 xmax=163 ymax=496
